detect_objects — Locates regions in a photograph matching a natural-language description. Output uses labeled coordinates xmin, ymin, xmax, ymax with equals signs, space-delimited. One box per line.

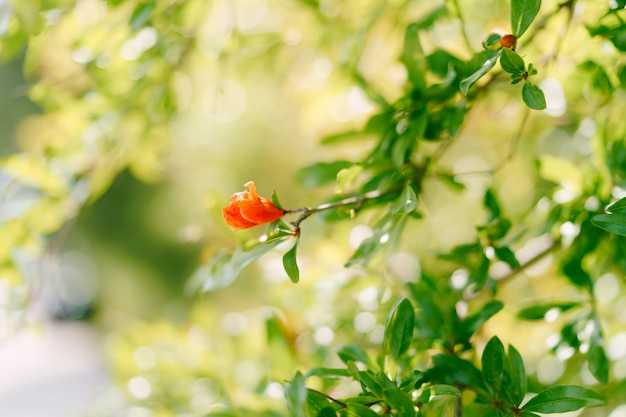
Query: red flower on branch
xmin=222 ymin=181 xmax=285 ymax=231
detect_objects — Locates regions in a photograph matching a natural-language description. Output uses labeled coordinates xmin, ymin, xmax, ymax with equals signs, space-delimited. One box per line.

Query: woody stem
xmin=284 ymin=188 xmax=388 ymax=231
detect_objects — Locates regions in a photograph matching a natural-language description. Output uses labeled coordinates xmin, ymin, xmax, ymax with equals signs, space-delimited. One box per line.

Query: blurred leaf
xmin=508 ymin=344 xmax=526 ymax=406
xmin=391 ymin=182 xmax=418 ymax=214
xmin=296 ymin=161 xmax=353 ymax=187
xmin=130 ymin=2 xmax=155 ymax=32
xmin=482 ymin=336 xmax=505 ymax=398
xmin=522 ymin=83 xmax=546 ymax=110
xmin=483 ymin=33 xmax=503 ymax=50
xmin=403 ymin=23 xmax=426 ymax=94
xmin=337 ymin=344 xmax=377 ymax=369
xmin=306 ymin=391 xmax=334 ymax=416
xmin=538 ymin=155 xmax=582 ymax=193
xmin=336 ymin=165 xmax=363 ymax=194
xmin=561 ymin=256 xmax=593 ymax=289
xmin=195 ymin=236 xmax=288 ymax=291
xmin=458 ymin=301 xmax=504 ymax=343
xmin=271 ymin=190 xmax=284 ymax=209
xmin=429 ymin=384 xmax=461 ymax=398
xmin=592 ymin=213 xmax=626 ymax=236
xmin=428 ymin=354 xmax=486 ymax=391
xmin=511 ymin=0 xmax=542 ymax=38
xmin=414 ymin=6 xmax=448 ymax=30
xmin=320 ymin=131 xmax=377 ymax=145
xmin=522 ymin=385 xmax=606 ymax=413
xmin=345 ymin=403 xmax=380 ymax=417
xmin=588 ymin=321 xmax=609 ymax=384
xmin=460 ymin=51 xmax=499 ymax=95
xmin=484 ymin=189 xmax=502 ymax=220
xmin=493 ymin=246 xmax=520 ymax=268
xmin=283 ymin=238 xmax=300 ymax=283
xmin=305 ymin=368 xmax=351 ymax=379
xmin=517 ymin=302 xmax=579 ymax=320
xmin=383 ymin=297 xmax=415 ymax=360
xmin=356 ymin=371 xmax=395 ymax=398
xmin=500 ymin=48 xmax=525 ymax=74
xmin=382 ymin=387 xmax=416 ymax=417
xmin=285 ymin=371 xmax=307 ymax=417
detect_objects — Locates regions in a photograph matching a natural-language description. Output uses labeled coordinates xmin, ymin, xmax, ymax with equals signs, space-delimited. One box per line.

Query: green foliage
xmin=2 ymin=0 xmax=626 ymax=416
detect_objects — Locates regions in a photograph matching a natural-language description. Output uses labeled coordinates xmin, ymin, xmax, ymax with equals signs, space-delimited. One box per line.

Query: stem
xmin=284 ymin=188 xmax=391 ymax=231
xmin=450 ymin=0 xmax=474 ymax=53
xmin=454 ymin=394 xmax=463 ymax=417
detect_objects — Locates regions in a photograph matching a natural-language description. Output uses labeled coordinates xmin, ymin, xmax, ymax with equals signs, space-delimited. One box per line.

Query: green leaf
xmin=285 ymin=371 xmax=308 ymax=417
xmin=306 ymin=367 xmax=352 ymax=379
xmin=295 ymin=161 xmax=353 ymax=187
xmin=429 ymin=354 xmax=486 ymax=391
xmin=336 ymin=165 xmax=363 ymax=194
xmin=193 ymin=235 xmax=289 ymax=291
xmin=592 ymin=213 xmax=626 ymax=236
xmin=337 ymin=344 xmax=377 ymax=369
xmin=606 ymin=196 xmax=626 ymax=214
xmin=345 ymin=403 xmax=380 ymax=417
xmin=391 ymin=182 xmax=418 ymax=214
xmin=429 ymin=384 xmax=461 ymax=398
xmin=508 ymin=345 xmax=526 ymax=406
xmin=482 ymin=336 xmax=505 ymax=397
xmin=522 ymin=83 xmax=546 ymax=110
xmin=382 ymin=387 xmax=416 ymax=417
xmin=522 ymin=385 xmax=606 ymax=413
xmin=493 ymin=246 xmax=520 ymax=268
xmin=316 ymin=407 xmax=338 ymax=417
xmin=271 ymin=190 xmax=284 ymax=210
xmin=588 ymin=321 xmax=609 ymax=384
xmin=383 ymin=297 xmax=415 ymax=360
xmin=484 ymin=188 xmax=502 ymax=220
xmin=130 ymin=2 xmax=155 ymax=32
xmin=460 ymin=52 xmax=499 ymax=95
xmin=283 ymin=238 xmax=300 ymax=283
xmin=500 ymin=48 xmax=525 ymax=74
xmin=403 ymin=23 xmax=426 ymax=94
xmin=517 ymin=302 xmax=579 ymax=320
xmin=511 ymin=0 xmax=542 ymax=38
xmin=458 ymin=301 xmax=504 ymax=343
xmin=306 ymin=391 xmax=333 ymax=416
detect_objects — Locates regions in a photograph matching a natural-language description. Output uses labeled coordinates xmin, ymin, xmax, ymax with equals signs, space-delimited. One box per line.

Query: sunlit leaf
xmin=522 ymin=385 xmax=606 ymax=413
xmin=511 ymin=0 xmax=542 ymax=38
xmin=460 ymin=51 xmax=499 ymax=95
xmin=285 ymin=371 xmax=307 ymax=417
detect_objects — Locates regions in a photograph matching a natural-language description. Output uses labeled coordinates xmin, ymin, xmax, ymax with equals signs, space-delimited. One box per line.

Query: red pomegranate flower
xmin=222 ymin=181 xmax=285 ymax=231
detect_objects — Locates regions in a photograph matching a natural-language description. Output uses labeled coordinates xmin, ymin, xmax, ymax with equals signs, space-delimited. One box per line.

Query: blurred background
xmin=1 ymin=0 xmax=626 ymax=416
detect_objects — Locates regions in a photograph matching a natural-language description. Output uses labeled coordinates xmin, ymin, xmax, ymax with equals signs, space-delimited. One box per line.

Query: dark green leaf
xmin=500 ymin=48 xmax=525 ymax=74
xmin=383 ymin=297 xmax=415 ymax=360
xmin=285 ymin=371 xmax=308 ymax=417
xmin=460 ymin=52 xmax=499 ymax=95
xmin=316 ymin=407 xmax=337 ymax=417
xmin=403 ymin=23 xmax=426 ymax=94
xmin=306 ymin=390 xmax=333 ymax=416
xmin=561 ymin=257 xmax=593 ymax=289
xmin=606 ymin=196 xmax=626 ymax=214
xmin=283 ymin=238 xmax=300 ymax=283
xmin=517 ymin=302 xmax=580 ymax=320
xmin=482 ymin=336 xmax=505 ymax=397
xmin=522 ymin=385 xmax=606 ymax=413
xmin=345 ymin=403 xmax=380 ymax=417
xmin=483 ymin=33 xmax=503 ymax=50
xmin=511 ymin=0 xmax=542 ymax=38
xmin=592 ymin=213 xmax=626 ymax=236
xmin=130 ymin=2 xmax=155 ymax=32
xmin=494 ymin=246 xmax=520 ymax=268
xmin=508 ymin=344 xmax=526 ymax=406
xmin=484 ymin=189 xmax=501 ymax=220
xmin=522 ymin=83 xmax=546 ymax=110
xmin=458 ymin=301 xmax=504 ymax=343
xmin=382 ymin=387 xmax=416 ymax=417
xmin=306 ymin=367 xmax=351 ymax=379
xmin=295 ymin=161 xmax=353 ymax=187
xmin=429 ymin=354 xmax=486 ymax=390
